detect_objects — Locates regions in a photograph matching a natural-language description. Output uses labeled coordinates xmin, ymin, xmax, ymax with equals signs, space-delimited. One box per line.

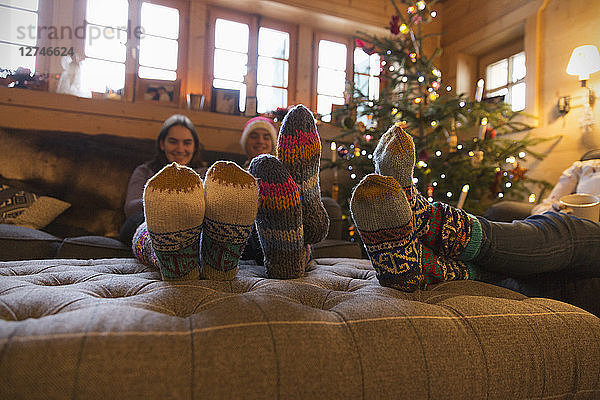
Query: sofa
xmin=1 ymin=127 xmax=600 ymax=399
xmin=0 ymin=127 xmax=361 ymax=261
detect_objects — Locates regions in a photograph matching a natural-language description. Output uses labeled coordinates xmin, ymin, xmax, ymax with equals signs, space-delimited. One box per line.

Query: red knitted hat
xmin=240 ymin=116 xmax=277 ymax=154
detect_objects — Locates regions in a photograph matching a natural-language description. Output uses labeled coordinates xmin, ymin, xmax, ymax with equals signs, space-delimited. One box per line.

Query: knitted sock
xmin=200 ymin=161 xmax=258 ymax=280
xmin=421 ymin=245 xmax=471 ymax=284
xmin=132 ymin=221 xmax=160 ymax=269
xmin=143 ymin=163 xmax=205 ymax=281
xmin=277 ymin=104 xmax=329 ymax=244
xmin=373 ymin=123 xmax=434 ymax=238
xmin=350 ymin=174 xmax=423 ymax=292
xmin=422 ymin=201 xmax=482 ymax=262
xmin=249 ymin=154 xmax=306 ymax=279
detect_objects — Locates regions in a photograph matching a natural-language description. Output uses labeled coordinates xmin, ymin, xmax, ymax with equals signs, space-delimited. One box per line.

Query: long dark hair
xmin=147 ymin=114 xmax=204 ymax=173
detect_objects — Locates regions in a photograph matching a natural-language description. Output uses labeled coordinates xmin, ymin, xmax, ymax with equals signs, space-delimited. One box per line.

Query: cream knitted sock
xmin=350 ymin=174 xmax=423 ymax=292
xmin=200 ymin=161 xmax=258 ymax=281
xmin=277 ymin=104 xmax=329 ymax=245
xmin=143 ymin=163 xmax=205 ymax=281
xmin=249 ymin=154 xmax=306 ymax=279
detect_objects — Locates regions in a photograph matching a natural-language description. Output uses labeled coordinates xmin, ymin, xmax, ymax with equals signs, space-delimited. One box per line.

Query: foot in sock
xmin=249 ymin=154 xmax=306 ymax=279
xmin=373 ymin=123 xmax=434 ymax=237
xmin=277 ymin=104 xmax=329 ymax=244
xmin=422 ymin=201 xmax=482 ymax=261
xmin=141 ymin=163 xmax=205 ymax=280
xmin=200 ymin=161 xmax=258 ymax=280
xmin=350 ymin=173 xmax=423 ymax=292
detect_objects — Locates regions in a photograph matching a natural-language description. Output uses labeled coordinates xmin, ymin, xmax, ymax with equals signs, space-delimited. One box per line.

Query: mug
xmin=559 ymin=193 xmax=600 ymax=222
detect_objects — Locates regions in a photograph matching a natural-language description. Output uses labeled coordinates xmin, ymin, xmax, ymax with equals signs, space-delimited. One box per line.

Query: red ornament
xmin=418 ymin=149 xmax=429 ymax=161
xmin=389 ymin=15 xmax=400 ymax=35
xmin=355 ymin=39 xmax=376 ymax=55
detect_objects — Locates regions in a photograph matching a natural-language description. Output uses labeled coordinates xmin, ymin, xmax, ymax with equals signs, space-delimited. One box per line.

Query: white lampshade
xmin=566 ymin=45 xmax=600 ymax=80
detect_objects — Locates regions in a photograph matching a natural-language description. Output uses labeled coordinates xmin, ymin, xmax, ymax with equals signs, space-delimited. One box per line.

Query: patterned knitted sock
xmin=421 ymin=245 xmax=471 ymax=284
xmin=200 ymin=161 xmax=258 ymax=281
xmin=143 ymin=163 xmax=205 ymax=281
xmin=277 ymin=104 xmax=329 ymax=244
xmin=132 ymin=221 xmax=160 ymax=269
xmin=373 ymin=123 xmax=434 ymax=238
xmin=249 ymin=154 xmax=306 ymax=279
xmin=422 ymin=201 xmax=482 ymax=262
xmin=350 ymin=174 xmax=423 ymax=292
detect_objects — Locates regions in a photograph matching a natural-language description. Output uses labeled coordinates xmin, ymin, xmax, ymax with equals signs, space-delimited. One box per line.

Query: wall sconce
xmin=560 ymin=45 xmax=600 ymax=109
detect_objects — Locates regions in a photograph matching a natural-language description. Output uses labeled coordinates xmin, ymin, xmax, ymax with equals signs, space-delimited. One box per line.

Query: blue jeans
xmin=473 ymin=212 xmax=600 ymax=278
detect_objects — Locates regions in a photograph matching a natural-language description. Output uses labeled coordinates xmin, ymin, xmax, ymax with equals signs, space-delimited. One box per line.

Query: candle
xmin=330 ymin=141 xmax=337 ymax=163
xmin=456 ymin=184 xmax=469 ymax=209
xmin=478 ymin=117 xmax=488 ymax=140
xmin=475 ymin=79 xmax=484 ymax=102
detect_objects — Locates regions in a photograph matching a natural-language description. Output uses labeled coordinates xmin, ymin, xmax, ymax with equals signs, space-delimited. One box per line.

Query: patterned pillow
xmin=0 ymin=185 xmax=71 ymax=230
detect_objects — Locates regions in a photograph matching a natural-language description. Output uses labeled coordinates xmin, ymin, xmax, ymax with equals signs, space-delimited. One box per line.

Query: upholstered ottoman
xmin=1 ymin=258 xmax=599 ymax=399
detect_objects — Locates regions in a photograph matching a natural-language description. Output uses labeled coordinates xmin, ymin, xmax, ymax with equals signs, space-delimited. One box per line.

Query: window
xmin=212 ymin=18 xmax=249 ymax=112
xmin=354 ymin=47 xmax=380 ymax=126
xmin=257 ymin=27 xmax=289 ymax=114
xmin=0 ymin=0 xmax=39 ymax=73
xmin=80 ymin=0 xmax=183 ymax=97
xmin=485 ymin=51 xmax=526 ymax=111
xmin=138 ymin=3 xmax=179 ymax=81
xmin=82 ymin=0 xmax=128 ymax=93
xmin=316 ymin=39 xmax=347 ymax=122
xmin=209 ymin=10 xmax=293 ymax=114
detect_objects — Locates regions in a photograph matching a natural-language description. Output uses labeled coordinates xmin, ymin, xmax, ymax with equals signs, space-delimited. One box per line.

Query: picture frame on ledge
xmin=137 ymin=78 xmax=181 ymax=107
xmin=211 ymin=87 xmax=240 ymax=115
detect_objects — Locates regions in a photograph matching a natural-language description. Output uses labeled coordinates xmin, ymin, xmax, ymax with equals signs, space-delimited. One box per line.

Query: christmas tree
xmin=324 ymin=0 xmax=554 ymax=241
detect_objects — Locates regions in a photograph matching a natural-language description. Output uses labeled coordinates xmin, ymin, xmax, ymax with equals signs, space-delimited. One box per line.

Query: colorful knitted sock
xmin=143 ymin=163 xmax=205 ymax=281
xmin=350 ymin=174 xmax=423 ymax=292
xmin=421 ymin=245 xmax=471 ymax=284
xmin=373 ymin=123 xmax=434 ymax=238
xmin=132 ymin=221 xmax=160 ymax=269
xmin=249 ymin=154 xmax=306 ymax=279
xmin=277 ymin=104 xmax=329 ymax=244
xmin=200 ymin=161 xmax=258 ymax=280
xmin=422 ymin=201 xmax=482 ymax=262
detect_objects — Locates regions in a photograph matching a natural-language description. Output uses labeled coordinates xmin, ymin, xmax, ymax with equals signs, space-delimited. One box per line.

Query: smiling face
xmin=245 ymin=128 xmax=274 ymax=159
xmin=160 ymin=125 xmax=195 ymax=165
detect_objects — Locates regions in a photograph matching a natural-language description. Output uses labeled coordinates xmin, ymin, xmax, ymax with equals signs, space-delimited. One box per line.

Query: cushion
xmin=1 ymin=258 xmax=599 ymax=399
xmin=311 ymin=239 xmax=363 ymax=258
xmin=56 ymin=235 xmax=132 ymax=259
xmin=0 ymin=223 xmax=61 ymax=260
xmin=0 ymin=185 xmax=70 ymax=229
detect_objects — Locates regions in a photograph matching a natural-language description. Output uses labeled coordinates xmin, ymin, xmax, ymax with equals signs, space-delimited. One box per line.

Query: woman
xmin=119 ymin=114 xmax=207 ymax=244
xmin=239 ymin=116 xmax=277 ymax=168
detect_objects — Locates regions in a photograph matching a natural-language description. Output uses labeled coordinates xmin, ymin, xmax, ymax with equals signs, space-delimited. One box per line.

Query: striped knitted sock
xmin=277 ymin=104 xmax=329 ymax=244
xmin=249 ymin=154 xmax=306 ymax=279
xmin=350 ymin=174 xmax=423 ymax=292
xmin=373 ymin=123 xmax=434 ymax=238
xmin=200 ymin=161 xmax=258 ymax=281
xmin=422 ymin=201 xmax=482 ymax=262
xmin=143 ymin=163 xmax=205 ymax=281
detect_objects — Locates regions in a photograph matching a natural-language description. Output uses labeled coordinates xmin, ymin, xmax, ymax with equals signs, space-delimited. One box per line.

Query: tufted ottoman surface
xmin=1 ymin=258 xmax=599 ymax=399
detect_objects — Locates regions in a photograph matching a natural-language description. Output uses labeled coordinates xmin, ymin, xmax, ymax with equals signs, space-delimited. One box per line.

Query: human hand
xmin=551 ymin=202 xmax=572 ymax=214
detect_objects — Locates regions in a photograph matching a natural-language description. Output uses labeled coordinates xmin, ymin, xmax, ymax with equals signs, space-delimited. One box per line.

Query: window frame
xmin=478 ymin=40 xmax=525 ymax=111
xmin=205 ymin=6 xmax=297 ymax=114
xmin=74 ymin=0 xmax=187 ymax=103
